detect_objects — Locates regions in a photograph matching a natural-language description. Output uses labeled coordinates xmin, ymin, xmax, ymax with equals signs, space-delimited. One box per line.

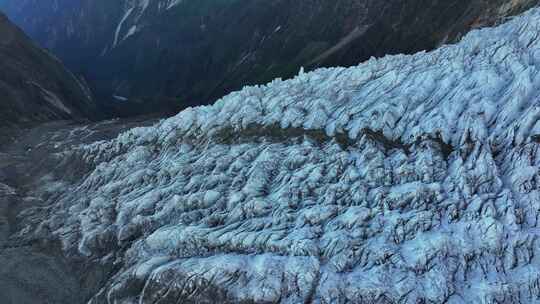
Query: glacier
xmin=9 ymin=7 xmax=540 ymax=304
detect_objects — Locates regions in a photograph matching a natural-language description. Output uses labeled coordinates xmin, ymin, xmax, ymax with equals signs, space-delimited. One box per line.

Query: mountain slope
xmin=0 ymin=13 xmax=96 ymax=127
xmin=1 ymin=0 xmax=538 ymax=114
xmin=7 ymin=7 xmax=540 ymax=303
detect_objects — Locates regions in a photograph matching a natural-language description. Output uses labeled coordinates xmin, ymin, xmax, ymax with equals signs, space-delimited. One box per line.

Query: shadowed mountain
xmin=0 ymin=12 xmax=96 ymax=128
xmin=1 ymin=0 xmax=539 ymax=116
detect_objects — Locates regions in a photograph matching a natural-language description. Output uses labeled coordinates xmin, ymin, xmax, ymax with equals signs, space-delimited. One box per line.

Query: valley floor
xmin=0 ymin=118 xmax=154 ymax=304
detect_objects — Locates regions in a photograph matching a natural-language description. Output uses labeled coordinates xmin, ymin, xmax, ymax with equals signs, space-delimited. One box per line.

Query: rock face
xmin=0 ymin=13 xmax=96 ymax=127
xmin=1 ymin=0 xmax=538 ymax=114
xmin=5 ymin=7 xmax=540 ymax=303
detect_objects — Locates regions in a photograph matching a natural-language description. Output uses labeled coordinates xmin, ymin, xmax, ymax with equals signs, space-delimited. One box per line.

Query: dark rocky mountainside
xmin=0 ymin=13 xmax=96 ymax=127
xmin=1 ymin=0 xmax=538 ymax=115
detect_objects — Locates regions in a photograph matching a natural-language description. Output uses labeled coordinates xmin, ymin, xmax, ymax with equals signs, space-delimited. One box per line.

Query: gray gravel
xmin=0 ymin=118 xmax=153 ymax=304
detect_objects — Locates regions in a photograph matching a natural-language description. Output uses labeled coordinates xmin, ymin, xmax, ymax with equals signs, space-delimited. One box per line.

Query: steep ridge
xmin=0 ymin=13 xmax=96 ymax=128
xmin=7 ymin=7 xmax=540 ymax=303
xmin=1 ymin=0 xmax=538 ymax=115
